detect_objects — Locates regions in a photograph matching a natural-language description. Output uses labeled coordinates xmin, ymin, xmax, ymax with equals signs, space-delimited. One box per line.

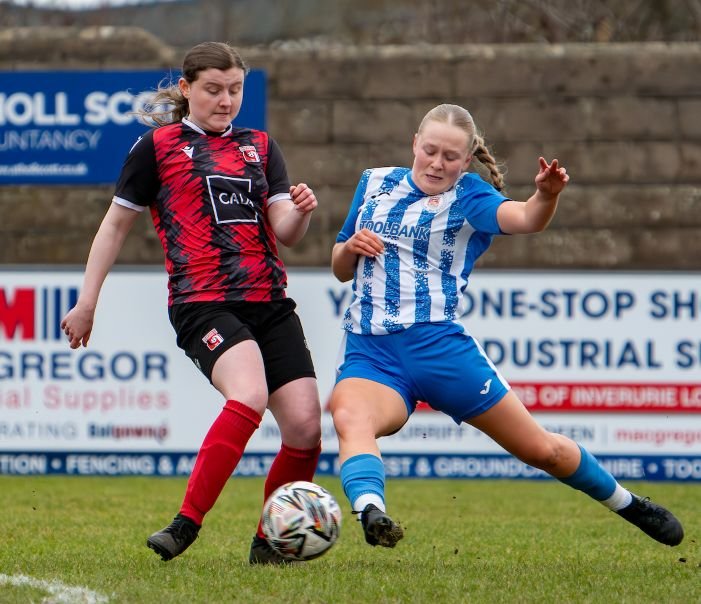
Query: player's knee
xmin=273 ymin=399 xmax=322 ymax=448
xmin=331 ymin=404 xmax=367 ymax=439
xmin=330 ymin=404 xmax=352 ymax=434
xmin=216 ymin=377 xmax=268 ymax=414
xmin=519 ymin=439 xmax=563 ymax=472
xmin=293 ymin=414 xmax=322 ymax=447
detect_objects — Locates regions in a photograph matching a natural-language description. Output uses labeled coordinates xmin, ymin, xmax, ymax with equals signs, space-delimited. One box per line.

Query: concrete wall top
xmin=1 ymin=28 xmax=700 ymax=269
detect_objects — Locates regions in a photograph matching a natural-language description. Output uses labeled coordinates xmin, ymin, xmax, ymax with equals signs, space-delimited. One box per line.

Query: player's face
xmin=411 ymin=121 xmax=472 ymax=196
xmin=179 ymin=67 xmax=245 ymax=132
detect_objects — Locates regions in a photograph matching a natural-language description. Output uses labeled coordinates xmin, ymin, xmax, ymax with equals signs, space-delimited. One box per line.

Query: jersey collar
xmin=182 ymin=117 xmax=233 ymax=137
xmin=407 ymin=170 xmax=460 ymax=197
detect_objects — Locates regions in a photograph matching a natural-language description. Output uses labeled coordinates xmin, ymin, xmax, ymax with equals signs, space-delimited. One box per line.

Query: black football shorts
xmin=168 ymin=297 xmax=316 ymax=393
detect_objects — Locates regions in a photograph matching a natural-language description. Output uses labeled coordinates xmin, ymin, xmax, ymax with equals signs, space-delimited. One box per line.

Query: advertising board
xmin=0 ymin=70 xmax=266 ymax=184
xmin=1 ymin=269 xmax=699 ymax=480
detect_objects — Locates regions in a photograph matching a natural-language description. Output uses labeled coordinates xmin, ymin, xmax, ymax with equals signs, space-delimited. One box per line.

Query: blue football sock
xmin=558 ymin=444 xmax=617 ymax=501
xmin=340 ymin=454 xmax=385 ymax=511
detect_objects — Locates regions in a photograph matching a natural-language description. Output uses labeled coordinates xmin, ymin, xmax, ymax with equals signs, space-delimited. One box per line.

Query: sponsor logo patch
xmin=202 ymin=328 xmax=224 ymax=351
xmin=206 ymin=174 xmax=257 ymax=224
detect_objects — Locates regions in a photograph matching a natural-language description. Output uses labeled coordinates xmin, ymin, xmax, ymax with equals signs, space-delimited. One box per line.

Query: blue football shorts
xmin=335 ymin=321 xmax=510 ymax=424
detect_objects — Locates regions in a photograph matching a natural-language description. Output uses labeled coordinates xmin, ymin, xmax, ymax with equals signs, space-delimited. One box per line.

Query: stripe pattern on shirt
xmin=339 ymin=167 xmax=506 ymax=335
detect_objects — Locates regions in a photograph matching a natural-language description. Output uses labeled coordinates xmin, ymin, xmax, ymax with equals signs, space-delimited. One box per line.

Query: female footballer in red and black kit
xmin=61 ymin=42 xmax=322 ymax=564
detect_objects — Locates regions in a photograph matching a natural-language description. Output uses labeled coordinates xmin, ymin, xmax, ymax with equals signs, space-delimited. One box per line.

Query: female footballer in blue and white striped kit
xmin=330 ymin=103 xmax=683 ymax=550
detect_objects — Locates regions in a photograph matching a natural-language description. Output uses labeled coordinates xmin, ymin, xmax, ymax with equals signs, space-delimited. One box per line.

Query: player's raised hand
xmin=535 ymin=157 xmax=569 ymax=197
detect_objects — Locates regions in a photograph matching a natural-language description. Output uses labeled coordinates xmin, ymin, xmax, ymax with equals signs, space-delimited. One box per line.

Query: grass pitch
xmin=0 ymin=475 xmax=698 ymax=603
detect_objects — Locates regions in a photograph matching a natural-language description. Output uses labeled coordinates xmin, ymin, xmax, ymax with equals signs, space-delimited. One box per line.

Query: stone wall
xmin=1 ymin=28 xmax=700 ymax=269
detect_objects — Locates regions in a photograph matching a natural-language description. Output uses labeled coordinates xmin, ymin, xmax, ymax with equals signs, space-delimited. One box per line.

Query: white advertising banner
xmin=1 ymin=268 xmax=699 ymax=480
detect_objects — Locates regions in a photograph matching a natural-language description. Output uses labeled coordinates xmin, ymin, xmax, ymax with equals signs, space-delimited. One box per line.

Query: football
xmin=261 ymin=481 xmax=342 ymax=561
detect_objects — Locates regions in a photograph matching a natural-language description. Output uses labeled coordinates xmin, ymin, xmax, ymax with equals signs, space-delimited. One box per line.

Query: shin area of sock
xmin=180 ymin=399 xmax=262 ymax=524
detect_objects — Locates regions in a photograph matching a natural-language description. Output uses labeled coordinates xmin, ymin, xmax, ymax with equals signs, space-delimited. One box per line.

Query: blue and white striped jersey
xmin=336 ymin=167 xmax=508 ymax=335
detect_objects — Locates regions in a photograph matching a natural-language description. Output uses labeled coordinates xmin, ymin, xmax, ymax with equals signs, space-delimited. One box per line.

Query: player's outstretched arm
xmin=497 ymin=157 xmax=569 ymax=235
xmin=61 ymin=202 xmax=140 ymax=349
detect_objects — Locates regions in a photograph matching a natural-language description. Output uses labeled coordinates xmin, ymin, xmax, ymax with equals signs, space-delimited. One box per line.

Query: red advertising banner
xmin=510 ymin=382 xmax=701 ymax=413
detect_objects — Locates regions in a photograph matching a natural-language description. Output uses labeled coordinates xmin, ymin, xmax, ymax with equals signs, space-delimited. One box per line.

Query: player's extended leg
xmin=147 ymin=341 xmax=269 ymax=561
xmin=249 ymin=376 xmax=322 ymax=564
xmin=468 ymin=391 xmax=684 ymax=546
xmin=330 ymin=377 xmax=407 ymax=548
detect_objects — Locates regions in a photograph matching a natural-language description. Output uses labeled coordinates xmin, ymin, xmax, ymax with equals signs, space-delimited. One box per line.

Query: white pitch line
xmin=0 ymin=573 xmax=109 ymax=603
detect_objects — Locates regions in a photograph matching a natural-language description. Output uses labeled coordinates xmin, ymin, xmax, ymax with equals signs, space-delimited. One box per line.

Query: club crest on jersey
xmin=202 ymin=328 xmax=224 ymax=351
xmin=240 ymin=145 xmax=260 ymax=163
xmin=424 ymin=195 xmax=444 ymax=212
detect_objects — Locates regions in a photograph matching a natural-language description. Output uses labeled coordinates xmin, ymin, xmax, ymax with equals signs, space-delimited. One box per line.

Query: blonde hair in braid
xmin=471 ymin=134 xmax=505 ymax=192
xmin=418 ymin=104 xmax=506 ymax=191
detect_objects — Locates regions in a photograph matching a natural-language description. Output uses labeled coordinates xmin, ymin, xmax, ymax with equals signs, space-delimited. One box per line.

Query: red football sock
xmin=180 ymin=399 xmax=262 ymax=525
xmin=256 ymin=441 xmax=322 ymax=537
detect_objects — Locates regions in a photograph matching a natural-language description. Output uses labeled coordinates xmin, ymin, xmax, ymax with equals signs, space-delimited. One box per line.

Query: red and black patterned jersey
xmin=113 ymin=118 xmax=291 ymax=305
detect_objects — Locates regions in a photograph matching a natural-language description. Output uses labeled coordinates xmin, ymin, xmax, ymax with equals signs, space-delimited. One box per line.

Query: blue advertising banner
xmin=0 ymin=69 xmax=266 ymax=185
xmin=1 ymin=452 xmax=699 ymax=481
